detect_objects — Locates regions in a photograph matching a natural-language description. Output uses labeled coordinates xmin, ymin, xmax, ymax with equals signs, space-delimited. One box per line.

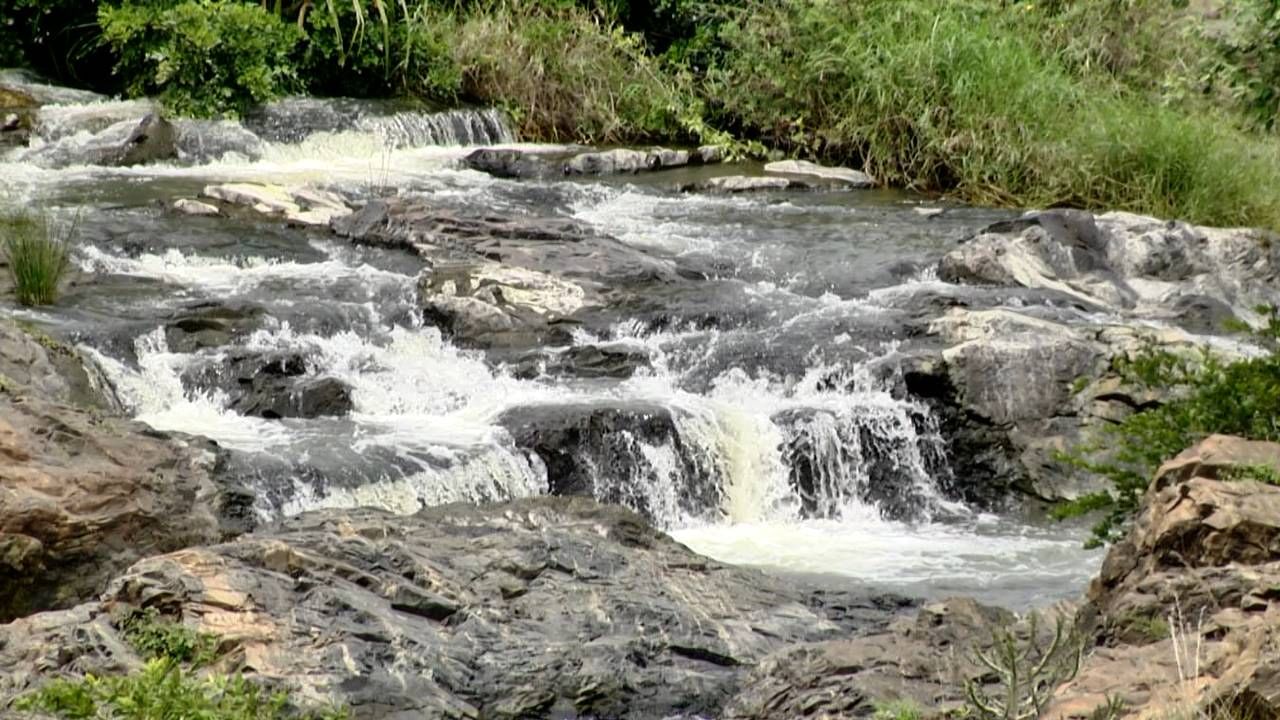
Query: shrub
xmin=1058 ymin=308 xmax=1280 ymax=545
xmin=98 ymin=0 xmax=303 ymax=118
xmin=447 ymin=1 xmax=694 ymax=143
xmin=17 ymin=609 xmax=347 ymax=720
xmin=964 ymin=611 xmax=1085 ymax=720
xmin=3 ymin=211 xmax=72 ymax=307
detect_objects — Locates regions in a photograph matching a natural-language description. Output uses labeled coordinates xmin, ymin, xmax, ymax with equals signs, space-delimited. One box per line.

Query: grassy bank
xmin=5 ymin=0 xmax=1280 ymax=229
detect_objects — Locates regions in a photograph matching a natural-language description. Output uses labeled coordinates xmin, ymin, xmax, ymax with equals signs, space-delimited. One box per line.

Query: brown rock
xmin=0 ymin=321 xmax=252 ymax=621
xmin=1049 ymin=435 xmax=1280 ymax=719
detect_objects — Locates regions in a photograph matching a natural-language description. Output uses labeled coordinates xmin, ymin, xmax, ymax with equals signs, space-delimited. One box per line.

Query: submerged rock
xmin=1049 ymin=435 xmax=1280 ymax=719
xmin=764 ymin=159 xmax=877 ymax=188
xmin=0 ymin=497 xmax=909 ymax=719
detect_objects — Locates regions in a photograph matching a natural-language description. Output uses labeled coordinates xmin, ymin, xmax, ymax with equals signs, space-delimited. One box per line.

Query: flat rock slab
xmin=0 ymin=497 xmax=911 ymax=720
xmin=764 ymin=159 xmax=877 ymax=187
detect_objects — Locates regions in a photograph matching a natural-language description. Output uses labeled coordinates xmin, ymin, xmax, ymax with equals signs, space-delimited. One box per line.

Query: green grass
xmin=873 ymin=699 xmax=926 ymax=720
xmin=2 ymin=211 xmax=72 ymax=307
xmin=708 ymin=0 xmax=1280 ymax=230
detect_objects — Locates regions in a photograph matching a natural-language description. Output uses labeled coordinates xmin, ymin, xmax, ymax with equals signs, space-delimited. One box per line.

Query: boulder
xmin=0 ymin=321 xmax=251 ymax=621
xmin=0 ymin=498 xmax=910 ymax=720
xmin=459 ymin=147 xmax=558 ymax=179
xmin=181 ymin=350 xmax=355 ymax=419
xmin=1049 ymin=435 xmax=1280 ymax=719
xmin=171 ymin=198 xmax=221 ymax=217
xmin=724 ymin=597 xmax=1031 ymax=718
xmin=161 ymin=301 xmax=269 ymax=353
xmin=113 ymin=113 xmax=178 ymax=166
xmin=202 ymin=182 xmax=351 ymax=226
xmin=418 ymin=261 xmax=589 ymax=348
xmin=561 ymin=147 xmax=690 ymax=175
xmin=496 ymin=401 xmax=724 ymax=522
xmin=764 ymin=159 xmax=877 ymax=188
xmin=939 ymin=209 xmax=1280 ymax=330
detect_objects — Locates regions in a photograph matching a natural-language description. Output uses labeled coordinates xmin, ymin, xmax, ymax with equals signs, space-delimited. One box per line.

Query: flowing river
xmin=0 ymin=81 xmax=1101 ymax=610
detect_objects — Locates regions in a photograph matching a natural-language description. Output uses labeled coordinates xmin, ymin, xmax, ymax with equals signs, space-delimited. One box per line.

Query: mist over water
xmin=0 ymin=92 xmax=1103 ymax=609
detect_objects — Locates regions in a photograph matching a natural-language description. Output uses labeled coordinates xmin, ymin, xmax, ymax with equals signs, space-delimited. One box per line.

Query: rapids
xmin=0 ymin=86 xmax=1102 ymax=609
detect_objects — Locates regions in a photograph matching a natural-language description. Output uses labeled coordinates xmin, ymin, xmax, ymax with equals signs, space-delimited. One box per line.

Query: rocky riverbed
xmin=4 ymin=74 xmax=1280 ymax=719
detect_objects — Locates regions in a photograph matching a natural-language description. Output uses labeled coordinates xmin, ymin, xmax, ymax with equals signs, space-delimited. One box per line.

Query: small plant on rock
xmin=2 ymin=211 xmax=73 ymax=306
xmin=964 ymin=611 xmax=1085 ymax=720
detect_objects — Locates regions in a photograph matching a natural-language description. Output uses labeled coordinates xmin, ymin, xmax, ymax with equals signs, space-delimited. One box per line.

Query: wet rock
xmin=181 ymin=350 xmax=354 ymax=419
xmin=764 ymin=159 xmax=877 ymax=188
xmin=497 ymin=402 xmax=724 ymax=522
xmin=0 ymin=498 xmax=909 ymax=719
xmin=162 ymin=301 xmax=269 ymax=353
xmin=171 ymin=198 xmax=221 ymax=217
xmin=175 ymin=119 xmax=265 ymax=163
xmin=725 ymin=597 xmax=1019 ymax=718
xmin=114 ymin=113 xmax=178 ymax=166
xmin=682 ymin=175 xmax=810 ymax=193
xmin=775 ymin=406 xmax=951 ymax=522
xmin=459 ymin=147 xmax=559 ymax=179
xmin=1049 ymin=435 xmax=1280 ymax=719
xmin=0 ymin=321 xmax=250 ymax=622
xmin=940 ymin=209 xmax=1280 ymax=330
xmin=562 ymin=147 xmax=689 ymax=175
xmin=914 ymin=206 xmax=945 ymax=219
xmin=202 ymin=182 xmax=351 ymax=226
xmin=695 ymin=145 xmax=726 ymax=164
xmin=0 ymin=84 xmax=37 ymax=110
xmin=418 ymin=260 xmax=588 ymax=348
xmin=335 ymin=197 xmax=679 ymax=290
xmin=504 ymin=342 xmax=653 ymax=380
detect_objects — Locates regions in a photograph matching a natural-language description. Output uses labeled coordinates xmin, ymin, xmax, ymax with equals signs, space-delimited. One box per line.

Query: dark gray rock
xmin=459 ymin=147 xmax=560 ymax=179
xmin=181 ymin=350 xmax=354 ymax=419
xmin=504 ymin=342 xmax=653 ymax=380
xmin=0 ymin=498 xmax=912 ymax=720
xmin=162 ymin=301 xmax=269 ymax=353
xmin=113 ymin=113 xmax=178 ymax=166
xmin=497 ymin=402 xmax=724 ymax=522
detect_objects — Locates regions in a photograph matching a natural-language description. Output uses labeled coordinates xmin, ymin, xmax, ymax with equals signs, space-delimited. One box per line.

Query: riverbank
xmin=4 ymin=0 xmax=1280 ymax=229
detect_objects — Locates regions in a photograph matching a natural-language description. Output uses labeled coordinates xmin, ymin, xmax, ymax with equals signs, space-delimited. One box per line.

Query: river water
xmin=0 ymin=84 xmax=1101 ymax=610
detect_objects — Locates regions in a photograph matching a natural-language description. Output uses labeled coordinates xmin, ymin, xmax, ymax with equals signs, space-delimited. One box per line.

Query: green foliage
xmin=964 ymin=612 xmax=1084 ymax=720
xmin=118 ymin=608 xmax=219 ymax=667
xmin=1209 ymin=0 xmax=1280 ymax=131
xmin=707 ymin=0 xmax=1280 ymax=229
xmin=1061 ymin=306 xmax=1280 ymax=545
xmin=15 ymin=658 xmax=348 ymax=720
xmin=17 ymin=609 xmax=347 ymax=720
xmin=448 ymin=1 xmax=694 ymax=143
xmin=874 ymin=699 xmax=926 ymax=720
xmin=98 ymin=1 xmax=303 ymax=118
xmin=2 ymin=210 xmax=73 ymax=307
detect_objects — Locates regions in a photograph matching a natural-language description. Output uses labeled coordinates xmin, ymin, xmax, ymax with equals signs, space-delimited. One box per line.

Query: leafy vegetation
xmin=6 ymin=0 xmax=1280 ymax=227
xmin=1057 ymin=306 xmax=1280 ymax=546
xmin=2 ymin=211 xmax=73 ymax=306
xmin=16 ymin=608 xmax=347 ymax=720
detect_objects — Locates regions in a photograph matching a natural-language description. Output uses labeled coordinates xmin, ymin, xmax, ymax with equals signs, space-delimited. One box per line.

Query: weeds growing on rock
xmin=2 ymin=211 xmax=73 ymax=307
xmin=16 ymin=608 xmax=348 ymax=720
xmin=964 ymin=611 xmax=1085 ymax=720
xmin=873 ymin=699 xmax=925 ymax=720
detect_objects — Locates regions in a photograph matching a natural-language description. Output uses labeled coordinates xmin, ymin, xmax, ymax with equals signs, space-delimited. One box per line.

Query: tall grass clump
xmin=2 ymin=211 xmax=72 ymax=307
xmin=709 ymin=0 xmax=1280 ymax=229
xmin=446 ymin=1 xmax=695 ymax=143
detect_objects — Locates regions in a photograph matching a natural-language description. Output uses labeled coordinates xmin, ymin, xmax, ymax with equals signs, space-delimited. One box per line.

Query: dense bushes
xmin=99 ymin=1 xmax=302 ymax=118
xmin=5 ymin=0 xmax=1280 ymax=229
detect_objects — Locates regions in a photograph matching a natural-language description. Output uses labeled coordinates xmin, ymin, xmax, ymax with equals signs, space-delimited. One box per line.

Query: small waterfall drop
xmin=354 ymin=108 xmax=516 ymax=148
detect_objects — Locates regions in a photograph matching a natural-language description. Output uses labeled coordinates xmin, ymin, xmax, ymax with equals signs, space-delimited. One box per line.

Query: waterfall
xmin=354 ymin=108 xmax=516 ymax=148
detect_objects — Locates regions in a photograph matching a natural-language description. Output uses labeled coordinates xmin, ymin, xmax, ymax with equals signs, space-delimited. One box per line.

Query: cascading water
xmin=0 ymin=84 xmax=1103 ymax=609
